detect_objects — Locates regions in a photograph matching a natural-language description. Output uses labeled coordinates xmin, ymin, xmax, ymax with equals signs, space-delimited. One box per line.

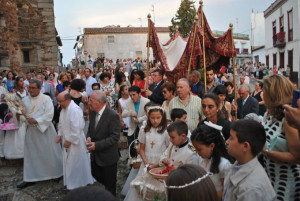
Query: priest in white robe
xmin=17 ymin=79 xmax=63 ymax=189
xmin=55 ymin=91 xmax=94 ymax=190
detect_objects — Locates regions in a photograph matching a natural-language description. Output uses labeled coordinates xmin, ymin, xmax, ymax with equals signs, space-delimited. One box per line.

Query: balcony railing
xmin=273 ymin=31 xmax=286 ymax=48
xmin=236 ymin=48 xmax=249 ymax=55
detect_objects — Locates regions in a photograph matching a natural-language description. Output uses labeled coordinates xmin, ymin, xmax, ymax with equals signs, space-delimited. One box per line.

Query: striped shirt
xmin=167 ymin=94 xmax=205 ymax=131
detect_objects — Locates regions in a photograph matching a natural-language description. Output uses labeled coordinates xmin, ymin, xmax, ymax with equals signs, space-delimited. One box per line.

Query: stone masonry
xmin=0 ymin=0 xmax=59 ymax=74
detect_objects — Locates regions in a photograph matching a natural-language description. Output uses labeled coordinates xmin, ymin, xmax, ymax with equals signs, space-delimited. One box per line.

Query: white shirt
xmin=243 ymin=94 xmax=249 ymax=105
xmin=95 ymin=105 xmax=106 ymax=126
xmin=83 ymin=76 xmax=97 ymax=97
xmin=41 ymin=82 xmax=45 ymax=94
xmin=24 ymin=79 xmax=30 ymax=89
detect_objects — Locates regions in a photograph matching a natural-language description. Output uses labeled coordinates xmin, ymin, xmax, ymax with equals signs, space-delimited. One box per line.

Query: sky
xmin=54 ymin=0 xmax=275 ymax=65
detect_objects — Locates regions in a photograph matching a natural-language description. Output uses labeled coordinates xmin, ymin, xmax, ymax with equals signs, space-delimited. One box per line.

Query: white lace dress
xmin=3 ymin=91 xmax=27 ymax=159
xmin=124 ymin=127 xmax=169 ymax=201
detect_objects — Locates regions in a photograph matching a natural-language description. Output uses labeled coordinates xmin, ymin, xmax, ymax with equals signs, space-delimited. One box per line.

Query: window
xmin=255 ymin=56 xmax=259 ymax=64
xmin=240 ymin=59 xmax=245 ymax=65
xmin=279 ymin=16 xmax=284 ymax=32
xmin=273 ymin=53 xmax=277 ymax=66
xmin=288 ymin=9 xmax=293 ymax=41
xmin=0 ymin=14 xmax=5 ymax=27
xmin=235 ymin=48 xmax=240 ymax=53
xmin=266 ymin=55 xmax=269 ymax=67
xmin=243 ymin=48 xmax=248 ymax=54
xmin=23 ymin=50 xmax=30 ymax=63
xmin=108 ymin=36 xmax=114 ymax=43
xmin=272 ymin=20 xmax=277 ymax=45
xmin=279 ymin=52 xmax=284 ymax=68
xmin=136 ymin=51 xmax=142 ymax=56
xmin=272 ymin=21 xmax=276 ymax=36
xmin=288 ymin=50 xmax=293 ymax=67
xmin=97 ymin=53 xmax=105 ymax=57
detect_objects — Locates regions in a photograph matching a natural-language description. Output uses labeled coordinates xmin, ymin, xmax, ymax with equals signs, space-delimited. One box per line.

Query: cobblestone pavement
xmin=0 ymin=141 xmax=130 ymax=201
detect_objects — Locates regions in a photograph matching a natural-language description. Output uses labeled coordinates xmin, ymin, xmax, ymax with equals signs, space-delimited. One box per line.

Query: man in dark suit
xmin=146 ymin=69 xmax=165 ymax=105
xmin=236 ymin=85 xmax=259 ymax=119
xmin=86 ymin=91 xmax=120 ymax=196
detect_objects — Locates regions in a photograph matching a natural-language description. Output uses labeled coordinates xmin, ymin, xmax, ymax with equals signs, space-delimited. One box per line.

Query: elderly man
xmin=167 ymin=78 xmax=205 ymax=131
xmin=17 ymin=79 xmax=63 ymax=189
xmin=36 ymin=73 xmax=57 ymax=106
xmin=236 ymin=85 xmax=259 ymax=119
xmin=146 ymin=69 xmax=165 ymax=105
xmin=55 ymin=91 xmax=94 ymax=190
xmin=86 ymin=91 xmax=120 ymax=195
xmin=83 ymin=68 xmax=97 ymax=97
xmin=191 ymin=70 xmax=205 ymax=98
xmin=238 ymin=76 xmax=252 ymax=94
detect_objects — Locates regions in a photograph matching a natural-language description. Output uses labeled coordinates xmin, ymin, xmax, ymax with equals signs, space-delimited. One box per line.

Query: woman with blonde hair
xmin=262 ymin=75 xmax=300 ymax=200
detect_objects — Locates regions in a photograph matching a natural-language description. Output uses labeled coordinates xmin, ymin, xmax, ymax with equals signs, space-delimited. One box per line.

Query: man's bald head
xmin=57 ymin=91 xmax=72 ymax=108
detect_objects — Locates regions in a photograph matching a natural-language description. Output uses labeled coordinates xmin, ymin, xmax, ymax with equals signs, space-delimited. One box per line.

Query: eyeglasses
xmin=57 ymin=99 xmax=66 ymax=103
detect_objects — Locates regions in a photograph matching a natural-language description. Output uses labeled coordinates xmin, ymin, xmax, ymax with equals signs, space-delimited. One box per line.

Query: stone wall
xmin=0 ymin=0 xmax=58 ymax=74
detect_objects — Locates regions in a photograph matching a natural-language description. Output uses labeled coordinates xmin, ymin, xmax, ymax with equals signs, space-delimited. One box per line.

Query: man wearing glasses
xmin=17 ymin=79 xmax=63 ymax=189
xmin=146 ymin=69 xmax=165 ymax=105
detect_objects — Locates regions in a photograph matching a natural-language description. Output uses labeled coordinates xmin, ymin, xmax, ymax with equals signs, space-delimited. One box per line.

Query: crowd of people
xmin=0 ymin=57 xmax=300 ymax=201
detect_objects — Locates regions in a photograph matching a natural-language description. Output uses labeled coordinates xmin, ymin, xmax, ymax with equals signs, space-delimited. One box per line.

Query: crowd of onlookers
xmin=0 ymin=56 xmax=300 ymax=201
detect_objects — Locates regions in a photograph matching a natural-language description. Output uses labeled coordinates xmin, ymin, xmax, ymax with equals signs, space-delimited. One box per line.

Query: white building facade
xmin=264 ymin=0 xmax=300 ymax=83
xmin=251 ymin=12 xmax=266 ymax=64
xmin=81 ymin=26 xmax=170 ymax=63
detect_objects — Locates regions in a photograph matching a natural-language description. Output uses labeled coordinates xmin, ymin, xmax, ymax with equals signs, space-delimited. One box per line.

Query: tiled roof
xmin=84 ymin=27 xmax=169 ymax=34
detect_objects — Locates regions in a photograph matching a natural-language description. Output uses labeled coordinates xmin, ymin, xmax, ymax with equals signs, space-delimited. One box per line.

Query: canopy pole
xmin=187 ymin=15 xmax=199 ymax=80
xmin=146 ymin=14 xmax=151 ymax=90
xmin=200 ymin=0 xmax=207 ymax=94
xmin=230 ymin=23 xmax=237 ymax=120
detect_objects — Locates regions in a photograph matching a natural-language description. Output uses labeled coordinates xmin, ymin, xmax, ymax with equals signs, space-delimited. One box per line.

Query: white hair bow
xmin=204 ymin=121 xmax=225 ymax=141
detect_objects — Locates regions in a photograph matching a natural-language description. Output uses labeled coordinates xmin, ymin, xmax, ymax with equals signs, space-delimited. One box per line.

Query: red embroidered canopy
xmin=148 ymin=5 xmax=236 ymax=82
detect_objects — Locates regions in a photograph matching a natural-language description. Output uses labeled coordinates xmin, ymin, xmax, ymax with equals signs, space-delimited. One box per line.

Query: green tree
xmin=169 ymin=0 xmax=196 ymax=38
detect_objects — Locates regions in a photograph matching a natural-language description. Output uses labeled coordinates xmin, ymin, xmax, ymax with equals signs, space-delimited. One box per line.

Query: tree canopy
xmin=169 ymin=0 xmax=196 ymax=38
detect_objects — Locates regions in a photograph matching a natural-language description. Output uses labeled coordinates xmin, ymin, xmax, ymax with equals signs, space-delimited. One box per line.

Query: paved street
xmin=0 ymin=138 xmax=130 ymax=201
